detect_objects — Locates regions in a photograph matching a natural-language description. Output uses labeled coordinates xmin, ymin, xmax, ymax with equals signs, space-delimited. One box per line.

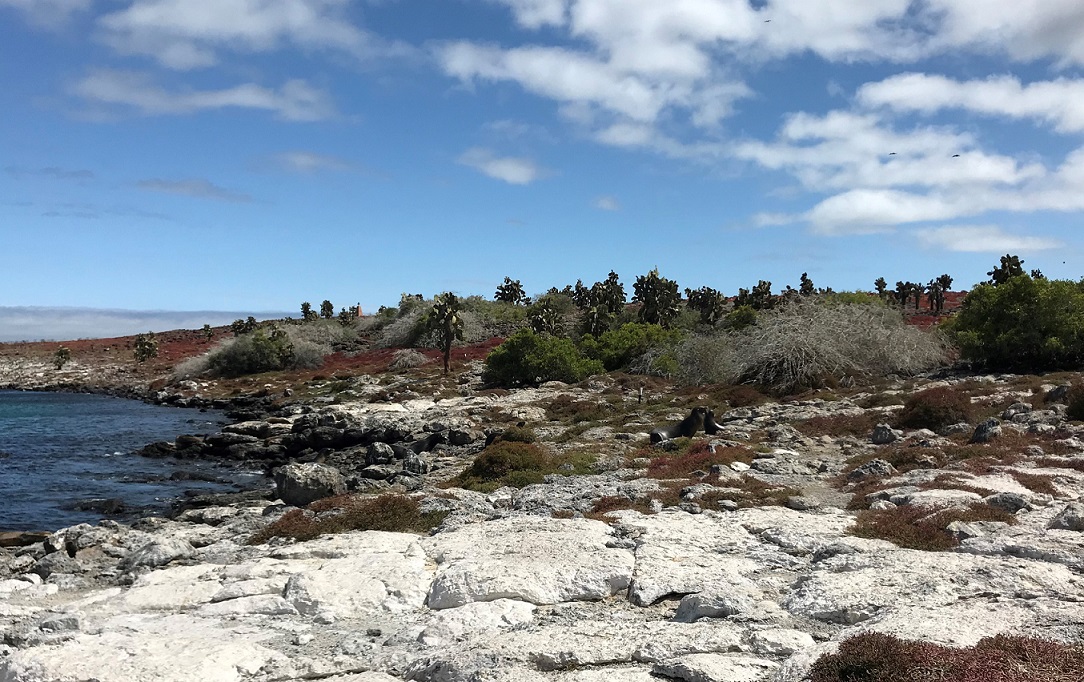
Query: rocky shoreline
xmin=3 ymin=364 xmax=1084 ymax=681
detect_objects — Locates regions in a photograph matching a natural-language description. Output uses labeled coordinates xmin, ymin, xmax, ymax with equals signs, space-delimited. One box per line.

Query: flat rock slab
xmin=653 ymin=653 xmax=779 ymax=682
xmin=423 ymin=516 xmax=634 ymax=609
xmin=783 ymin=548 xmax=1083 ymax=625
xmin=613 ymin=510 xmax=763 ymax=607
xmin=0 ymin=613 xmax=295 ymax=682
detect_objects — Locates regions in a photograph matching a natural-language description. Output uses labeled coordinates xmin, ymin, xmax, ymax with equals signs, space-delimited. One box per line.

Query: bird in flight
xmin=952 ymin=154 xmax=961 ymax=157
xmin=888 ymin=152 xmax=897 ymax=156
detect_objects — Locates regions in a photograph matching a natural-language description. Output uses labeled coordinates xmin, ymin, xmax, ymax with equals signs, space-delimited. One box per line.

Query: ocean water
xmin=0 ymin=390 xmax=263 ymax=531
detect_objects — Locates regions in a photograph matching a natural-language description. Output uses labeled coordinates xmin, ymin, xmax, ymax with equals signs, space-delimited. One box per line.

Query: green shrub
xmin=452 ymin=441 xmax=594 ymax=492
xmin=133 ymin=332 xmax=159 ymax=363
xmin=207 ymin=330 xmax=293 ymax=377
xmin=580 ymin=322 xmax=686 ymax=371
xmin=483 ymin=329 xmax=604 ymax=387
xmin=724 ymin=305 xmax=757 ymax=331
xmin=895 ymin=386 xmax=974 ymax=430
xmin=499 ymin=425 xmax=537 ymax=443
xmin=947 ymin=275 xmax=1084 ymax=371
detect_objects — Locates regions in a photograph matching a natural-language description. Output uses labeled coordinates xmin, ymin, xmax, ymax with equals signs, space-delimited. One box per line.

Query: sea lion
xmin=650 ymin=406 xmax=708 ymax=443
xmin=704 ymin=409 xmax=723 ymax=435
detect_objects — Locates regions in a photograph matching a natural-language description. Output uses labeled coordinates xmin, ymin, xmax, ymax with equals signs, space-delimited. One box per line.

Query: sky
xmin=2 ymin=0 xmax=1083 ymax=339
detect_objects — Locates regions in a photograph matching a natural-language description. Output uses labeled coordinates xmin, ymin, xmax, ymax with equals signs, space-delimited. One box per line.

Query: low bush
xmin=450 ymin=441 xmax=595 ymax=492
xmin=248 ymin=494 xmax=447 ymax=544
xmin=947 ymin=275 xmax=1084 ymax=372
xmin=388 ymin=348 xmax=429 ymax=371
xmin=850 ymin=503 xmax=1015 ymax=551
xmin=498 ymin=425 xmax=537 ymax=443
xmin=809 ymin=632 xmax=1084 ymax=682
xmin=207 ymin=330 xmax=294 ymax=377
xmin=895 ymin=386 xmax=974 ymax=430
xmin=545 ymin=394 xmax=614 ymax=423
xmin=795 ymin=412 xmax=881 ymax=438
xmin=483 ymin=329 xmax=604 ymax=387
xmin=727 ymin=297 xmax=948 ymax=394
xmin=646 ymin=440 xmax=755 ymax=479
xmin=580 ymin=323 xmax=686 ymax=372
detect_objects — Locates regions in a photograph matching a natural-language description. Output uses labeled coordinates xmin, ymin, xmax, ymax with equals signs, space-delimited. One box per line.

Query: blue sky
xmin=2 ymin=0 xmax=1083 ymax=338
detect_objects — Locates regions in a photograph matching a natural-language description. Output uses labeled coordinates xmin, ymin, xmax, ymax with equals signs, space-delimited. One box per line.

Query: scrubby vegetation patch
xmin=809 ymin=632 xmax=1084 ymax=682
xmin=249 ymin=494 xmax=448 ymax=544
xmin=850 ymin=503 xmax=1016 ymax=551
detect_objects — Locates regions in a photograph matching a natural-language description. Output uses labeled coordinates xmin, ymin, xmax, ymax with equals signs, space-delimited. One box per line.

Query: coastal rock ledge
xmin=2 ymin=498 xmax=1084 ymax=682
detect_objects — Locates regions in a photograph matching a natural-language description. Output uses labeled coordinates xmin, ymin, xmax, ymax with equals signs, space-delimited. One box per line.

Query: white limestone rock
xmin=783 ymin=549 xmax=1082 ymax=625
xmin=653 ymin=653 xmax=779 ymax=682
xmin=424 ymin=516 xmax=634 ymax=609
xmin=417 ymin=599 xmax=536 ymax=646
xmin=281 ymin=532 xmax=432 ymax=619
xmin=0 ymin=613 xmax=295 ymax=682
xmin=747 ymin=629 xmax=816 ymax=657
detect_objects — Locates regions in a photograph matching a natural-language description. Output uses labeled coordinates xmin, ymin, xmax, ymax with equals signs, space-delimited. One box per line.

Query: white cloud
xmin=592 ymin=195 xmax=619 ymax=211
xmin=271 ymin=151 xmax=355 ymax=173
xmin=733 ymin=110 xmax=1044 ymax=192
xmin=457 ymin=148 xmax=547 ymax=185
xmin=96 ymin=0 xmax=405 ymax=69
xmin=0 ymin=0 xmax=90 ymax=27
xmin=916 ymin=225 xmax=1063 ymax=253
xmin=72 ymin=70 xmax=336 ymax=121
xmin=927 ymin=0 xmax=1084 ymax=66
xmin=489 ymin=0 xmax=567 ymax=29
xmin=137 ymin=178 xmax=252 ymax=202
xmin=859 ymin=73 xmax=1084 ymax=133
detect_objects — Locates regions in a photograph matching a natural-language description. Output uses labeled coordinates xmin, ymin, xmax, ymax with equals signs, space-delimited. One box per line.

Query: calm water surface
xmin=0 ymin=390 xmax=263 ymax=531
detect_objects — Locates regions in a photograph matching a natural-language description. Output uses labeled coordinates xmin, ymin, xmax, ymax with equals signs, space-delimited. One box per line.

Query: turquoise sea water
xmin=0 ymin=390 xmax=260 ymax=531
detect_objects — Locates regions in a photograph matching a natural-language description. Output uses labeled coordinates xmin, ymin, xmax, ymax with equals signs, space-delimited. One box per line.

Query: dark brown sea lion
xmin=650 ymin=407 xmax=708 ymax=443
xmin=704 ymin=408 xmax=723 ymax=435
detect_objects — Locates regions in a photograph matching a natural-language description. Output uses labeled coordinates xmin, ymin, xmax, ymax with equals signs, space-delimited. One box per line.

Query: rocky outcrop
xmin=4 ymin=373 xmax=1084 ymax=682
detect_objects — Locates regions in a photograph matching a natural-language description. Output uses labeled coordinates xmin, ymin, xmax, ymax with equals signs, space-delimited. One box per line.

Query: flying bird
xmin=888 ymin=152 xmax=897 ymax=156
xmin=952 ymin=154 xmax=960 ymax=157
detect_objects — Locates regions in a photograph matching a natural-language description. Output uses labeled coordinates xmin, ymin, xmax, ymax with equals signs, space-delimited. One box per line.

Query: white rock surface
xmin=424 ymin=516 xmax=634 ymax=609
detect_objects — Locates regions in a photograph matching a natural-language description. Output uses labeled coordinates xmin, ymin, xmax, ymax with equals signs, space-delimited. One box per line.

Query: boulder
xmin=273 ymin=462 xmax=346 ymax=507
xmin=366 ymin=443 xmax=396 ymax=466
xmin=424 ymin=516 xmax=635 ymax=609
xmin=969 ymin=418 xmax=1002 ymax=444
xmin=1048 ymin=503 xmax=1084 ymax=531
xmin=119 ymin=537 xmax=196 ymax=571
xmin=870 ymin=424 xmax=903 ymax=445
xmin=848 ymin=459 xmax=897 ymax=481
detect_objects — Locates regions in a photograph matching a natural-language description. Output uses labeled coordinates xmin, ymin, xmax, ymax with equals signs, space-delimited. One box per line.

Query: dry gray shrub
xmin=727 ymin=297 xmax=948 ymax=393
xmin=375 ymin=306 xmax=427 ymax=348
xmin=389 ymin=348 xmax=429 ymax=371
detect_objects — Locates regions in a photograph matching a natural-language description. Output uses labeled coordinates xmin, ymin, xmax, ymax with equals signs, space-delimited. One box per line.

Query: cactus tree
xmin=425 ymin=292 xmax=464 ymax=373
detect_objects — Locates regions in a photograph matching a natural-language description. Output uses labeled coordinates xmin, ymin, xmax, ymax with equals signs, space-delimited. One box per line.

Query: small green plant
xmin=300 ymin=302 xmax=318 ymax=322
xmin=895 ymin=386 xmax=974 ymax=430
xmin=201 ymin=324 xmax=214 ymax=340
xmin=207 ymin=329 xmax=294 ymax=377
xmin=723 ymin=305 xmax=757 ymax=331
xmin=52 ymin=346 xmax=71 ymax=370
xmin=230 ymin=317 xmax=258 ymax=336
xmin=484 ymin=328 xmax=603 ymax=387
xmin=133 ymin=332 xmax=158 ymax=363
